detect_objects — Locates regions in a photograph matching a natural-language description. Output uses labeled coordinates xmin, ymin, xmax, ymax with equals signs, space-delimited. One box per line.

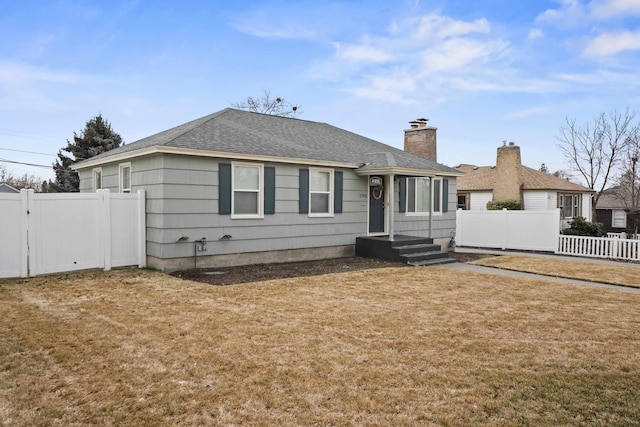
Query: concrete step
xmin=401 ymin=250 xmax=452 ymax=264
xmin=394 ymin=243 xmax=441 ymax=256
xmin=408 ymin=257 xmax=458 ymax=267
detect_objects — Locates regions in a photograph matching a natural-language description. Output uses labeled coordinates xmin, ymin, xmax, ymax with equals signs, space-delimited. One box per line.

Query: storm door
xmin=368 ymin=177 xmax=385 ymax=233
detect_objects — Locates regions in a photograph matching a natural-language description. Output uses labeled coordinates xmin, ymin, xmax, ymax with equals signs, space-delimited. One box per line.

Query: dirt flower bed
xmin=171 ymin=253 xmax=493 ymax=286
xmin=171 ymin=256 xmax=408 ymax=285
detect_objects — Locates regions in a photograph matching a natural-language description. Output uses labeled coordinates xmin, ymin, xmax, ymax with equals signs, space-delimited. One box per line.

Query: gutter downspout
xmin=388 ymin=174 xmax=395 ymax=241
xmin=429 ymin=176 xmax=433 ymax=238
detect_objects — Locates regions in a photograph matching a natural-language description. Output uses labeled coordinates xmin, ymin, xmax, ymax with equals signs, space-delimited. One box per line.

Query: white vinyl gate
xmin=0 ymin=189 xmax=146 ymax=278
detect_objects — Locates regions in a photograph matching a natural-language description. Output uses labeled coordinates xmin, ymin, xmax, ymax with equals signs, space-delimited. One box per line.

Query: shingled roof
xmin=74 ymin=108 xmax=460 ymax=176
xmin=456 ymin=163 xmax=593 ymax=192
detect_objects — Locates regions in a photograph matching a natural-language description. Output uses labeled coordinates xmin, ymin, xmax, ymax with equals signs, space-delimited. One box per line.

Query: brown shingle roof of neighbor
xmin=455 ymin=163 xmax=594 ymax=193
xmin=596 ymin=187 xmax=631 ymax=210
xmin=74 ymin=108 xmax=461 ymax=175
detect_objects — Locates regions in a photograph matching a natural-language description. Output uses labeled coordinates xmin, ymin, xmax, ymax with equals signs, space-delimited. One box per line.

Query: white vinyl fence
xmin=456 ymin=208 xmax=640 ymax=261
xmin=558 ymin=235 xmax=640 ymax=261
xmin=0 ymin=189 xmax=146 ymax=278
xmin=456 ymin=209 xmax=561 ymax=252
xmin=607 ymin=232 xmax=640 ymax=240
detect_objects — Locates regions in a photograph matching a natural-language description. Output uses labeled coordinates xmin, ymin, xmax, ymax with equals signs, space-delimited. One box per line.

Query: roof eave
xmin=355 ymin=167 xmax=464 ymax=177
xmin=71 ymin=146 xmax=362 ymax=170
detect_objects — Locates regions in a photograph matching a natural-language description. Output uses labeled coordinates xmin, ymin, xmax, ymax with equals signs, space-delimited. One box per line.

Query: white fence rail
xmin=456 ymin=209 xmax=560 ymax=252
xmin=607 ymin=232 xmax=640 ymax=240
xmin=557 ymin=235 xmax=640 ymax=261
xmin=0 ymin=189 xmax=146 ymax=278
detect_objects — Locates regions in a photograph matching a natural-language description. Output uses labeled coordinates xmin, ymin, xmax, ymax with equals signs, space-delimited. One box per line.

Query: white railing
xmin=607 ymin=232 xmax=640 ymax=240
xmin=557 ymin=235 xmax=640 ymax=261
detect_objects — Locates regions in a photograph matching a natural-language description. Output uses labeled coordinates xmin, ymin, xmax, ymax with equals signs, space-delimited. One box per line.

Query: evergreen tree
xmin=50 ymin=114 xmax=123 ymax=192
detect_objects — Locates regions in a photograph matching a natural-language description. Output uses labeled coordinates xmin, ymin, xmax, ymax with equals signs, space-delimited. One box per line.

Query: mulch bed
xmin=171 ymin=252 xmax=495 ymax=286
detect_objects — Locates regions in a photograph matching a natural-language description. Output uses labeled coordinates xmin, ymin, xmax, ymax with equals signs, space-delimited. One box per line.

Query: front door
xmin=369 ymin=181 xmax=385 ymax=233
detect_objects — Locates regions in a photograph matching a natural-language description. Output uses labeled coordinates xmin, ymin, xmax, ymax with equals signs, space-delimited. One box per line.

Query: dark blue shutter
xmin=442 ymin=178 xmax=449 ymax=213
xmin=219 ymin=163 xmax=231 ymax=215
xmin=399 ymin=177 xmax=406 ymax=213
xmin=334 ymin=171 xmax=343 ymax=214
xmin=299 ymin=168 xmax=309 ymax=214
xmin=264 ymin=166 xmax=275 ymax=214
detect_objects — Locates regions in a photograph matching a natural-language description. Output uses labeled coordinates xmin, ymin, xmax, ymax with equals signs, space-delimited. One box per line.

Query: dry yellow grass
xmin=471 ymin=255 xmax=640 ymax=288
xmin=1 ymin=267 xmax=639 ymax=426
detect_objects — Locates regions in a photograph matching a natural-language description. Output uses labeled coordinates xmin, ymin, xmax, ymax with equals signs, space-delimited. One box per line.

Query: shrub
xmin=563 ymin=216 xmax=606 ymax=237
xmin=486 ymin=199 xmax=522 ymax=210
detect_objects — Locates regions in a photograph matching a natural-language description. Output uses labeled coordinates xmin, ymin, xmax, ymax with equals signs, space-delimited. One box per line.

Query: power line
xmin=0 ymin=127 xmax=58 ymax=142
xmin=0 ymin=158 xmax=51 ymax=168
xmin=0 ymin=147 xmax=56 ymax=157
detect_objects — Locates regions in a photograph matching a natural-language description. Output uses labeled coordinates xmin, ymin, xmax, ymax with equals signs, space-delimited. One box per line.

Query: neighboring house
xmin=0 ymin=183 xmax=19 ymax=193
xmin=596 ymin=186 xmax=640 ymax=234
xmin=72 ymin=109 xmax=461 ymax=272
xmin=455 ymin=142 xmax=594 ymax=222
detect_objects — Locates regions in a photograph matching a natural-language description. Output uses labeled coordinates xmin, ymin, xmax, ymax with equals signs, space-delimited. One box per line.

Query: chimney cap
xmin=416 ymin=118 xmax=429 ymax=122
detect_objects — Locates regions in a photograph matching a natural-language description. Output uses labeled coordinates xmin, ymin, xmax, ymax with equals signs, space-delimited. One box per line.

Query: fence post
xmin=137 ymin=190 xmax=147 ymax=268
xmin=502 ymin=208 xmax=508 ymax=250
xmin=99 ymin=189 xmax=112 ymax=271
xmin=456 ymin=209 xmax=462 ymax=246
xmin=24 ymin=190 xmax=38 ymax=277
xmin=19 ymin=190 xmax=30 ymax=278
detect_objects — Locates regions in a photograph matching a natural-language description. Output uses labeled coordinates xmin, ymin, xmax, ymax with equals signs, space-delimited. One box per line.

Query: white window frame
xmin=119 ymin=163 xmax=131 ymax=193
xmin=231 ymin=162 xmax=264 ymax=219
xmin=92 ymin=167 xmax=102 ymax=192
xmin=406 ymin=177 xmax=442 ymax=216
xmin=558 ymin=193 xmax=580 ymax=218
xmin=612 ymin=210 xmax=627 ymax=228
xmin=309 ymin=168 xmax=334 ymax=217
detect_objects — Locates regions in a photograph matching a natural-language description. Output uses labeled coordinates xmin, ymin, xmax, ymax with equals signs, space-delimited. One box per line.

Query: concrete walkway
xmin=440 ymin=248 xmax=640 ymax=294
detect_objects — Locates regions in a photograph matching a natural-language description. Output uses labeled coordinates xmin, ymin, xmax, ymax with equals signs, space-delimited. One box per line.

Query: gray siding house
xmin=73 ymin=109 xmax=461 ymax=272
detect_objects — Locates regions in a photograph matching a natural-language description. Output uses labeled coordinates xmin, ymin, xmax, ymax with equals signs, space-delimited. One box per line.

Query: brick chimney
xmin=493 ymin=141 xmax=523 ymax=203
xmin=404 ymin=118 xmax=437 ymax=162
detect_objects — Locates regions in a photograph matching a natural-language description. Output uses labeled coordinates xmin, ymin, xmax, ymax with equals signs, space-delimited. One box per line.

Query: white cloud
xmin=0 ymin=61 xmax=91 ymax=112
xmin=0 ymin=61 xmax=80 ymax=87
xmin=419 ymin=38 xmax=508 ymax=74
xmin=231 ymin=19 xmax=320 ymax=40
xmin=536 ymin=0 xmax=588 ymax=28
xmin=526 ymin=28 xmax=544 ymax=42
xmin=350 ymin=72 xmax=419 ymax=104
xmin=313 ymin=12 xmax=518 ymax=104
xmin=411 ymin=14 xmax=490 ymax=41
xmin=507 ymin=107 xmax=553 ymax=118
xmin=333 ymin=43 xmax=395 ymax=63
xmin=583 ymin=29 xmax=640 ymax=56
xmin=538 ymin=0 xmax=640 ymax=26
xmin=589 ymin=0 xmax=640 ymax=18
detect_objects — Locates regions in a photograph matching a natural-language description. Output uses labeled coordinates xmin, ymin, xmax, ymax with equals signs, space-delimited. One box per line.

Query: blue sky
xmin=1 ymin=0 xmax=640 ymax=182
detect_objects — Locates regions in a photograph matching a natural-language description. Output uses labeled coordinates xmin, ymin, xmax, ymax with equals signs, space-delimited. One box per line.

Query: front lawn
xmin=1 ymin=267 xmax=638 ymax=426
xmin=472 ymin=255 xmax=640 ymax=288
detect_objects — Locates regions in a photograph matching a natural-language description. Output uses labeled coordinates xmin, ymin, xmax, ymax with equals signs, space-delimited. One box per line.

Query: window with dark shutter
xmin=334 ymin=171 xmax=343 ymax=213
xmin=219 ymin=163 xmax=231 ymax=215
xmin=264 ymin=166 xmax=275 ymax=215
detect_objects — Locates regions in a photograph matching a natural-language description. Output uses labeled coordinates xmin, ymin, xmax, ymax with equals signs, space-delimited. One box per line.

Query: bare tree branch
xmin=231 ymin=89 xmax=302 ymax=117
xmin=556 ymin=108 xmax=637 ymax=219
